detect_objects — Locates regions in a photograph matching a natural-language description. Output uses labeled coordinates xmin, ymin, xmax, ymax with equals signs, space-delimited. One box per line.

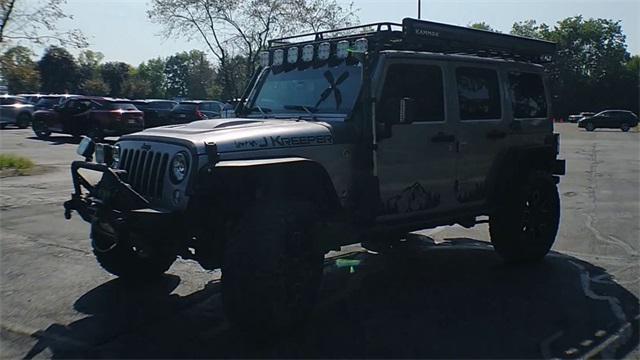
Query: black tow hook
xmin=63 ymin=199 xmax=74 ymax=220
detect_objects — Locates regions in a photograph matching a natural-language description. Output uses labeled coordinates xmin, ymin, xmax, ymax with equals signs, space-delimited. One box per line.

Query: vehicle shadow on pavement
xmin=26 ymin=136 xmax=117 ymax=146
xmin=24 ymin=236 xmax=639 ymax=359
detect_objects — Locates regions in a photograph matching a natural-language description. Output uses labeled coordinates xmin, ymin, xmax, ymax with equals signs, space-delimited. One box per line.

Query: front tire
xmin=621 ymin=123 xmax=630 ymax=132
xmin=222 ymin=201 xmax=324 ymax=335
xmin=91 ymin=223 xmax=176 ymax=279
xmin=16 ymin=113 xmax=30 ymax=129
xmin=490 ymin=171 xmax=560 ymax=263
xmin=32 ymin=119 xmax=51 ymax=139
xmin=585 ymin=122 xmax=595 ymax=131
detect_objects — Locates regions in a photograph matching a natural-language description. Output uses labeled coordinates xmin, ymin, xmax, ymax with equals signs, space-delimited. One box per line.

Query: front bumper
xmin=63 ymin=161 xmax=174 ymax=229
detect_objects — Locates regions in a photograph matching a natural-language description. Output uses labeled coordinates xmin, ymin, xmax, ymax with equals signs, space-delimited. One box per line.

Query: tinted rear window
xmin=174 ymin=103 xmax=198 ymax=111
xmin=456 ymin=67 xmax=502 ymax=120
xmin=508 ymin=72 xmax=547 ymax=118
xmin=148 ymin=101 xmax=176 ymax=110
xmin=106 ymin=102 xmax=138 ymax=110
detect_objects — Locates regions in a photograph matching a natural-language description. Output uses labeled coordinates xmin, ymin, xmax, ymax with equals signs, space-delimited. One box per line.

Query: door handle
xmin=486 ymin=130 xmax=507 ymax=139
xmin=431 ymin=132 xmax=456 ymax=143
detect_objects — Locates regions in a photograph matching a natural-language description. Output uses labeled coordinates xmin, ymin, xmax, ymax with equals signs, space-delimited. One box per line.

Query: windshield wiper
xmin=249 ymin=106 xmax=272 ymax=116
xmin=283 ymin=104 xmax=317 ymax=115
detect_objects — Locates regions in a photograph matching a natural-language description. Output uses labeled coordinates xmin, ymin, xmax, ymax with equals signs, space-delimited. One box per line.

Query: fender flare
xmin=207 ymin=157 xmax=341 ymax=214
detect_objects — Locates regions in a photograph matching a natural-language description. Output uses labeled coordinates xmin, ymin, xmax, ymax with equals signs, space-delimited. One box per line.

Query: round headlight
xmin=170 ymin=152 xmax=189 ymax=183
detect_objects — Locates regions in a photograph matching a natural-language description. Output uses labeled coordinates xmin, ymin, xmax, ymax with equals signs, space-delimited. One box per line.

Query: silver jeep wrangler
xmin=64 ymin=18 xmax=565 ymax=332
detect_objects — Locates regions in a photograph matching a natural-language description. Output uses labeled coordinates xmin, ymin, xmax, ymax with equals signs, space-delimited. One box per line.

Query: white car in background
xmin=0 ymin=95 xmax=34 ymax=129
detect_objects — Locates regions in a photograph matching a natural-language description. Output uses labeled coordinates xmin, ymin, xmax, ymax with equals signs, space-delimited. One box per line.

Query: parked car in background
xmin=32 ymin=96 xmax=144 ymax=140
xmin=0 ymin=95 xmax=34 ymax=128
xmin=33 ymin=95 xmax=75 ymax=110
xmin=129 ymin=99 xmax=177 ymax=128
xmin=168 ymin=100 xmax=226 ymax=123
xmin=578 ymin=110 xmax=638 ymax=132
xmin=17 ymin=94 xmax=43 ymax=104
xmin=568 ymin=111 xmax=595 ymax=123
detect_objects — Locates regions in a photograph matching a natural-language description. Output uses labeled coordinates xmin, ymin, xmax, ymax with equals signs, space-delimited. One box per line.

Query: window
xmin=456 ymin=67 xmax=501 ymax=120
xmin=379 ymin=63 xmax=445 ymax=123
xmin=508 ymin=72 xmax=547 ymax=118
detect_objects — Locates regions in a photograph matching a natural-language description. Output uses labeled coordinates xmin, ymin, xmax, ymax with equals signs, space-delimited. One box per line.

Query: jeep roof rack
xmin=268 ymin=18 xmax=555 ymax=63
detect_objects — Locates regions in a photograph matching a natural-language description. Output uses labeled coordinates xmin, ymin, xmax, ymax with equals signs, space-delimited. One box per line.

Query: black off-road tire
xmin=621 ymin=123 xmax=630 ymax=132
xmin=222 ymin=201 xmax=324 ymax=336
xmin=16 ymin=113 xmax=31 ymax=129
xmin=585 ymin=122 xmax=595 ymax=131
xmin=91 ymin=224 xmax=176 ymax=280
xmin=32 ymin=119 xmax=51 ymax=139
xmin=490 ymin=171 xmax=560 ymax=263
xmin=86 ymin=126 xmax=103 ymax=141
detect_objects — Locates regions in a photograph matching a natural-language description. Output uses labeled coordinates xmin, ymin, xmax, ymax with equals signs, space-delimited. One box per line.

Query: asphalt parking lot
xmin=0 ymin=124 xmax=638 ymax=358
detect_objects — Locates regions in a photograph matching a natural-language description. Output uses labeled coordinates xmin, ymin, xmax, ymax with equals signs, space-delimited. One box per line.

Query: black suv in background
xmin=168 ymin=100 xmax=226 ymax=123
xmin=129 ymin=99 xmax=177 ymax=128
xmin=578 ymin=110 xmax=639 ymax=132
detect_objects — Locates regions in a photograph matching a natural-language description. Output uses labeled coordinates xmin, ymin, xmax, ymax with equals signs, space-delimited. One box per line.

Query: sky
xmin=22 ymin=0 xmax=640 ymax=65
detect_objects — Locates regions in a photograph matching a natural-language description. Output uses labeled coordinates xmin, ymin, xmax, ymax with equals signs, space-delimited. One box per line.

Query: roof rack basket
xmin=268 ymin=18 xmax=555 ymax=63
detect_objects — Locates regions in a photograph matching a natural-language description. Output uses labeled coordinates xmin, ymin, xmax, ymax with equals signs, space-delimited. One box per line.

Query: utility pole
xmin=418 ymin=0 xmax=421 ymax=19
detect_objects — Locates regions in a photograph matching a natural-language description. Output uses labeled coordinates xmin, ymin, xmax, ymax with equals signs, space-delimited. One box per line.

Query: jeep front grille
xmin=119 ymin=149 xmax=169 ymax=199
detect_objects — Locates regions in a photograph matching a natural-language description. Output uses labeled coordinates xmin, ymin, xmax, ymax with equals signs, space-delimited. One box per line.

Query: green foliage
xmin=0 ymin=46 xmax=40 ymax=93
xmin=79 ymin=78 xmax=110 ymax=96
xmin=138 ymin=57 xmax=167 ymax=98
xmin=0 ymin=154 xmax=35 ymax=171
xmin=100 ymin=61 xmax=131 ymax=97
xmin=468 ymin=22 xmax=500 ymax=32
xmin=165 ymin=50 xmax=216 ymax=99
xmin=38 ymin=46 xmax=78 ymax=93
xmin=510 ymin=16 xmax=637 ymax=116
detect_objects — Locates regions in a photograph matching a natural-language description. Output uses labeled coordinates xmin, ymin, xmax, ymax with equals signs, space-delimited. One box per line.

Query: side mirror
xmin=76 ymin=136 xmax=95 ymax=161
xmin=399 ymin=97 xmax=416 ymax=124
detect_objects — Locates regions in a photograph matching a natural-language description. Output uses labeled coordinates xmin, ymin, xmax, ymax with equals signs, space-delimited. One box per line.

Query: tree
xmin=100 ymin=61 xmax=131 ymax=97
xmin=77 ymin=49 xmax=105 ymax=93
xmin=138 ymin=57 xmax=167 ymax=98
xmin=38 ymin=46 xmax=78 ymax=93
xmin=510 ymin=16 xmax=635 ymax=117
xmin=80 ymin=78 xmax=110 ymax=96
xmin=468 ymin=22 xmax=500 ymax=32
xmin=0 ymin=45 xmax=40 ymax=92
xmin=0 ymin=0 xmax=87 ymax=48
xmin=510 ymin=20 xmax=547 ymax=39
xmin=164 ymin=50 xmax=217 ymax=99
xmin=148 ymin=0 xmax=358 ymax=100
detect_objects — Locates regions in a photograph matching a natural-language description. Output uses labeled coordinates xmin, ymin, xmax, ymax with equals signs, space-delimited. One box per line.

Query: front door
xmin=376 ymin=60 xmax=457 ymax=220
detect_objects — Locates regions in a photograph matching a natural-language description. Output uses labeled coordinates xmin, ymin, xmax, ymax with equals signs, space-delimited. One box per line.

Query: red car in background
xmin=32 ymin=96 xmax=144 ymax=140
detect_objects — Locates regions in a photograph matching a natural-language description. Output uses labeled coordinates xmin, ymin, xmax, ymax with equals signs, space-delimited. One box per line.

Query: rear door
xmin=376 ymin=59 xmax=458 ymax=219
xmin=453 ymin=64 xmax=508 ymax=207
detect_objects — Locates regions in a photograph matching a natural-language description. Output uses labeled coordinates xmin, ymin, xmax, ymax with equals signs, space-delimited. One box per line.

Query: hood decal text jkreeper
xmin=234 ymin=135 xmax=333 ymax=150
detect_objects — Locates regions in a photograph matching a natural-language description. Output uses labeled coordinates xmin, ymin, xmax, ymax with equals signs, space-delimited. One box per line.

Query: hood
xmin=120 ymin=118 xmax=334 ymax=154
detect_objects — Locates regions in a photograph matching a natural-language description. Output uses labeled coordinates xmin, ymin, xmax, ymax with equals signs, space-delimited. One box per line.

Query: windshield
xmin=35 ymin=97 xmax=61 ymax=108
xmin=249 ymin=62 xmax=363 ymax=117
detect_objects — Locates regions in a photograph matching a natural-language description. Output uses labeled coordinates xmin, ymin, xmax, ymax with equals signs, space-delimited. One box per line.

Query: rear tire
xmin=621 ymin=123 xmax=630 ymax=132
xmin=91 ymin=223 xmax=176 ymax=280
xmin=490 ymin=171 xmax=560 ymax=263
xmin=32 ymin=119 xmax=51 ymax=139
xmin=222 ymin=201 xmax=324 ymax=336
xmin=585 ymin=122 xmax=595 ymax=131
xmin=16 ymin=113 xmax=30 ymax=129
